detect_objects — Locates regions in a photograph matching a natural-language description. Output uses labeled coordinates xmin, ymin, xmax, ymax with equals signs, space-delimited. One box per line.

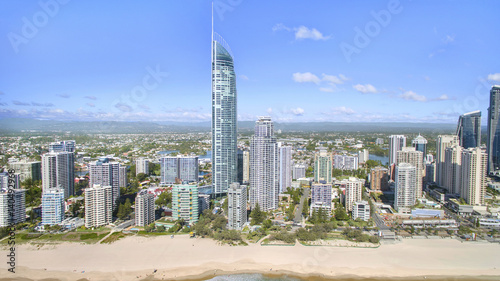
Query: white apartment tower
xmin=136 ymin=158 xmax=150 ymax=175
xmin=89 ymin=160 xmax=121 ymax=210
xmin=0 ymin=189 xmax=26 ymax=227
xmin=344 ymin=177 xmax=363 ymax=212
xmin=389 ymin=135 xmax=406 ymax=165
xmin=250 ymin=117 xmax=279 ymax=211
xmin=436 ymin=135 xmax=459 ymax=187
xmin=444 ymin=145 xmax=463 ymax=194
xmin=395 ymin=163 xmax=417 ymax=213
xmin=227 ymin=182 xmax=247 ymax=230
xmin=84 ymin=184 xmax=112 ymax=228
xmin=460 ymin=148 xmax=487 ymax=205
xmin=278 ymin=144 xmax=292 ymax=193
xmin=135 ymin=190 xmax=155 ymax=227
xmin=396 ymin=147 xmax=423 ymax=198
xmin=42 ymin=151 xmax=75 ymax=199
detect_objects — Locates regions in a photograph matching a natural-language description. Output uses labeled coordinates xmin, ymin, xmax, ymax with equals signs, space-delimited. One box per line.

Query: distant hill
xmin=0 ymin=118 xmax=457 ymax=134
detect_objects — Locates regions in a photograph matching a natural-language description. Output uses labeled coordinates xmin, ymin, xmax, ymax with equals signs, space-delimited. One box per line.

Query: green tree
xmin=263 ymin=219 xmax=272 ymax=229
xmin=302 ymin=197 xmax=309 ymax=217
xmin=137 ymin=173 xmax=147 ymax=182
xmin=250 ymin=203 xmax=266 ymax=225
xmin=155 ymin=191 xmax=172 ymax=206
xmin=334 ymin=203 xmax=349 ymax=221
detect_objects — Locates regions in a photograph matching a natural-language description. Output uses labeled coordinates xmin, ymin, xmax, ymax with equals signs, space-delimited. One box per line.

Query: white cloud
xmin=294 ymin=26 xmax=330 ymax=41
xmin=487 ymin=73 xmax=500 ymax=82
xmin=290 ymin=107 xmax=304 ymax=116
xmin=273 ymin=23 xmax=330 ymax=41
xmin=434 ymin=94 xmax=450 ymax=101
xmin=239 ymin=75 xmax=249 ymax=80
xmin=331 ymin=106 xmax=355 ymax=115
xmin=353 ymin=84 xmax=377 ymax=94
xmin=267 ymin=107 xmax=273 ymax=114
xmin=115 ymin=102 xmax=133 ymax=112
xmin=339 ymin=74 xmax=349 ymax=81
xmin=85 ymin=95 xmax=97 ymax=100
xmin=322 ymin=74 xmax=345 ymax=85
xmin=442 ymin=34 xmax=455 ymax=44
xmin=399 ymin=91 xmax=427 ymax=102
xmin=319 ymin=87 xmax=334 ymax=93
xmin=292 ymin=72 xmax=320 ymax=84
xmin=423 ymin=76 xmax=431 ymax=81
xmin=86 ymin=102 xmax=95 ymax=107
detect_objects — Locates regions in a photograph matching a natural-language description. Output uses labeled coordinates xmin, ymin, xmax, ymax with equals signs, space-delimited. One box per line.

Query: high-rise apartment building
xmin=89 ymin=159 xmax=120 ymax=209
xmin=9 ymin=160 xmax=41 ymax=182
xmin=352 ymin=201 xmax=370 ymax=221
xmin=412 ymin=134 xmax=427 ymax=161
xmin=343 ymin=177 xmax=363 ymax=212
xmin=242 ymin=150 xmax=250 ymax=184
xmin=49 ymin=140 xmax=76 ymax=153
xmin=358 ymin=149 xmax=369 ymax=164
xmin=292 ymin=164 xmax=306 ymax=180
xmin=0 ymin=172 xmax=20 ymax=190
xmin=370 ymin=167 xmax=389 ymax=191
xmin=444 ymin=145 xmax=463 ymax=194
xmin=212 ymin=31 xmax=238 ymax=194
xmin=227 ymin=182 xmax=247 ymax=230
xmin=0 ymin=189 xmax=26 ymax=227
xmin=457 ymin=111 xmax=481 ymax=149
xmin=487 ymin=85 xmax=500 ymax=174
xmin=436 ymin=135 xmax=459 ymax=187
xmin=160 ymin=156 xmax=199 ymax=184
xmin=460 ymin=148 xmax=487 ymax=205
xmin=42 ymin=151 xmax=75 ymax=199
xmin=41 ymin=187 xmax=65 ymax=225
xmin=135 ymin=190 xmax=155 ymax=227
xmin=119 ymin=165 xmax=127 ymax=188
xmin=84 ymin=184 xmax=113 ymax=228
xmin=425 ymin=162 xmax=436 ymax=183
xmin=250 ymin=117 xmax=279 ymax=211
xmin=334 ymin=154 xmax=358 ymax=171
xmin=237 ymin=150 xmax=244 ymax=184
xmin=172 ymin=184 xmax=199 ymax=225
xmin=396 ymin=147 xmax=423 ymax=198
xmin=394 ymin=163 xmax=417 ymax=213
xmin=310 ymin=183 xmax=333 ymax=216
xmin=278 ymin=144 xmax=292 ymax=193
xmin=389 ymin=135 xmax=406 ymax=165
xmin=136 ymin=158 xmax=149 ymax=175
xmin=314 ymin=149 xmax=333 ymax=183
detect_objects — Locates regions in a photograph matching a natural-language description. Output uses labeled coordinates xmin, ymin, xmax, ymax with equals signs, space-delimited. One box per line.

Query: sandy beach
xmin=0 ymin=235 xmax=499 ymax=281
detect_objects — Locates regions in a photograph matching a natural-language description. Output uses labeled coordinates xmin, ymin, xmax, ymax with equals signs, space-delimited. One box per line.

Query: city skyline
xmin=1 ymin=1 xmax=499 ymax=124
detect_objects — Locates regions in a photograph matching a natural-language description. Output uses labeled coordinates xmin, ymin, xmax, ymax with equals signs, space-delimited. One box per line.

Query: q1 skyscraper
xmin=211 ymin=9 xmax=238 ymax=194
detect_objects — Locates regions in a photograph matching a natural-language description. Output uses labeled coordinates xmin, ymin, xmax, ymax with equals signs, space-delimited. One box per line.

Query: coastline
xmin=0 ymin=235 xmax=499 ymax=281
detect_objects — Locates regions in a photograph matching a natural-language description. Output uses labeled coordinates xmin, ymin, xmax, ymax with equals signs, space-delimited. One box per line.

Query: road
xmin=294 ymin=188 xmax=310 ymax=224
xmin=371 ymin=202 xmax=390 ymax=231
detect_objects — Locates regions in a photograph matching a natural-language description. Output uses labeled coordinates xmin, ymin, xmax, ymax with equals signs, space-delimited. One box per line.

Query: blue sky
xmin=0 ymin=0 xmax=499 ymax=124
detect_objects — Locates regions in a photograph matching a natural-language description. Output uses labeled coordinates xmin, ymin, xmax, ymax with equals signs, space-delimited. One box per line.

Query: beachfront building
xmin=172 ymin=184 xmax=199 ymax=225
xmin=198 ymin=194 xmax=211 ymax=214
xmin=278 ymin=144 xmax=292 ymax=193
xmin=250 ymin=117 xmax=279 ymax=211
xmin=395 ymin=163 xmax=417 ymax=213
xmin=227 ymin=182 xmax=247 ymax=230
xmin=444 ymin=145 xmax=463 ymax=194
xmin=352 ymin=201 xmax=370 ymax=221
xmin=160 ymin=156 xmax=199 ymax=184
xmin=84 ymin=184 xmax=113 ymax=228
xmin=41 ymin=187 xmax=65 ymax=226
xmin=314 ymin=149 xmax=333 ymax=183
xmin=42 ymin=151 xmax=75 ymax=199
xmin=89 ymin=159 xmax=121 ymax=210
xmin=0 ymin=189 xmax=26 ymax=227
xmin=460 ymin=147 xmax=487 ymax=206
xmin=8 ymin=160 xmax=41 ymax=182
xmin=488 ymin=86 xmax=500 ymax=174
xmin=136 ymin=158 xmax=150 ymax=175
xmin=396 ymin=147 xmax=423 ymax=198
xmin=310 ymin=183 xmax=333 ymax=216
xmin=343 ymin=177 xmax=363 ymax=212
xmin=135 ymin=190 xmax=155 ymax=227
xmin=370 ymin=167 xmax=388 ymax=191
xmin=436 ymin=135 xmax=459 ymax=187
xmin=212 ymin=31 xmax=238 ymax=194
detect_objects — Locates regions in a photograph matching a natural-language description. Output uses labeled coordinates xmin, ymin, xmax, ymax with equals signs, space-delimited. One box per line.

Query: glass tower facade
xmin=212 ymin=33 xmax=238 ymax=194
xmin=487 ymin=85 xmax=500 ymax=174
xmin=457 ymin=111 xmax=481 ymax=149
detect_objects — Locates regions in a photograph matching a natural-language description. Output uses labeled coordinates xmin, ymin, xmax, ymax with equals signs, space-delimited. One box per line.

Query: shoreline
xmin=0 ymin=235 xmax=498 ymax=281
